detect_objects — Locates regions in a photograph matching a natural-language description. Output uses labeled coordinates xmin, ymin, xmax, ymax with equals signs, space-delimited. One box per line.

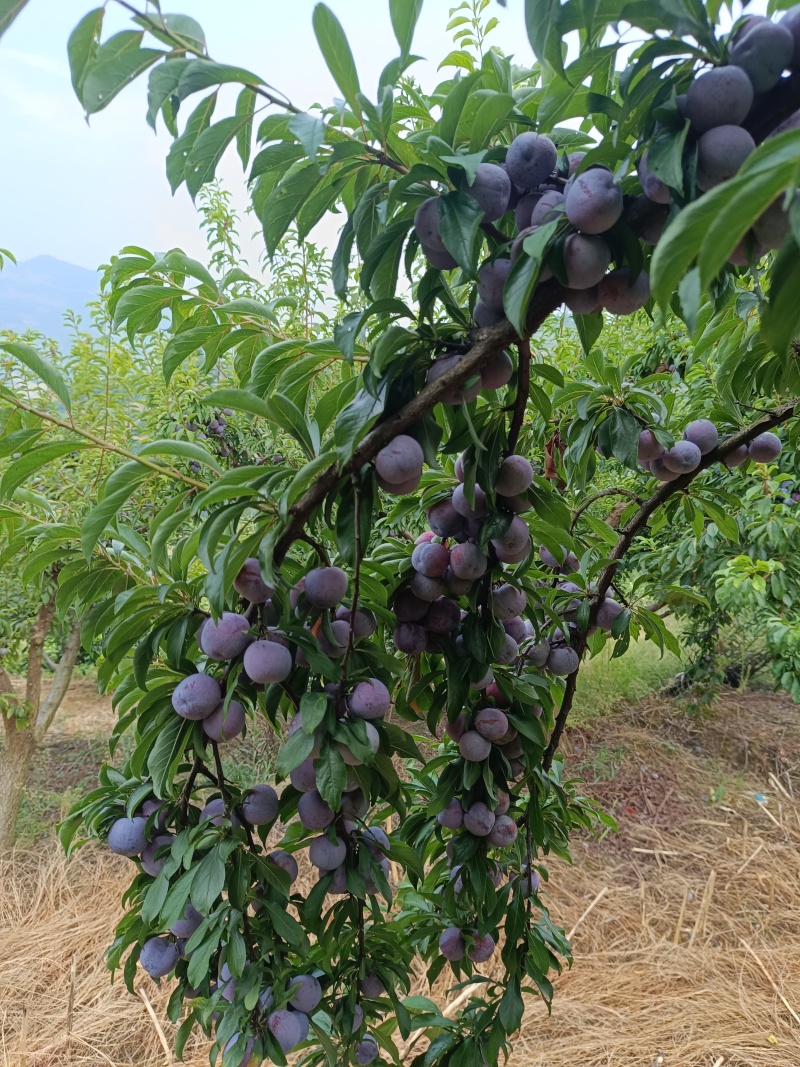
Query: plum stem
xmin=340 ymin=473 xmax=363 ymax=681
xmin=507 ymin=337 xmax=531 ymax=455
xmin=210 ymin=740 xmax=232 ymax=816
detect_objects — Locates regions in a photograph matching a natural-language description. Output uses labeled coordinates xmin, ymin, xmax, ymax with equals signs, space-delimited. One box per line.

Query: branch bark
xmin=25 ymin=591 xmax=57 ymax=715
xmin=507 ymin=337 xmax=532 ymax=455
xmin=35 ymin=615 xmax=81 ymax=742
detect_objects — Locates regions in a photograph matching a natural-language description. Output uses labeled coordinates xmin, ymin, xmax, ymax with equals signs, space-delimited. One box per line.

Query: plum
xmin=341 ymin=788 xmax=368 ymax=818
xmin=596 ymin=598 xmax=624 ymax=631
xmin=525 ymin=636 xmax=550 ymax=668
xmin=696 ymin=125 xmax=755 ymax=191
xmin=243 ymin=641 xmax=293 ymax=684
xmin=291 ymin=1011 xmax=311 ymax=1044
xmin=638 ymin=429 xmax=664 ymax=463
xmin=170 ymin=900 xmax=203 ymax=938
xmin=289 ymin=974 xmax=322 ymax=1013
xmin=547 ymin=645 xmax=580 ymax=676
xmin=730 ymin=18 xmax=793 ymax=93
xmin=203 ymin=699 xmax=246 ymax=742
xmin=491 ymin=516 xmax=531 ymax=563
xmin=414 ymin=197 xmax=446 ymax=252
xmin=141 ymin=833 xmax=174 ymax=877
xmin=393 ymin=588 xmax=429 ymax=622
xmin=336 ymin=606 xmax=378 ymax=637
xmin=439 ymin=926 xmax=466 ymax=961
xmin=723 ymin=443 xmax=749 ymax=468
xmin=199 ymin=611 xmax=252 ymax=661
xmin=748 ymin=431 xmax=782 ymax=462
xmin=496 ymin=455 xmax=533 ymax=496
xmin=477 ymin=258 xmax=512 ymax=311
xmin=140 ymin=937 xmax=179 ymax=978
xmin=464 ymin=801 xmax=496 ymax=837
xmin=491 ymin=583 xmax=527 ymax=621
xmin=485 ymin=681 xmax=510 ymax=707
xmin=520 ymin=865 xmax=542 ymax=895
xmin=234 ymin=558 xmax=275 ymax=604
xmin=531 ymin=189 xmax=564 ymax=225
xmin=514 ymin=191 xmax=540 ymax=230
xmin=495 ymin=633 xmax=520 ymax=665
xmin=427 ymin=497 xmax=464 ymax=538
xmin=637 ymin=151 xmax=670 ymax=205
xmin=200 ymin=797 xmax=241 ymax=828
xmin=474 ymin=707 xmax=509 ymax=741
xmin=503 ymin=616 xmax=529 ymax=644
xmin=356 ymin=1035 xmax=379 ymax=1065
xmin=650 ymin=455 xmax=680 ymax=481
xmin=686 ymin=65 xmax=754 ymax=134
xmin=427 ymin=354 xmax=481 ymax=405
xmin=375 ymin=435 xmax=424 ymax=487
xmin=468 ymin=933 xmax=496 ymax=963
xmin=359 ymin=974 xmax=387 ymax=998
xmin=409 ymin=571 xmax=446 ymax=602
xmin=684 ymin=419 xmax=719 ymax=455
xmin=108 ymin=816 xmax=148 ymax=857
xmin=411 ymin=542 xmax=451 ymax=577
xmin=309 ymin=834 xmax=347 ymax=870
xmin=172 ymin=673 xmax=221 ymax=720
xmin=305 ymin=566 xmax=348 ymax=609
xmin=598 ymin=267 xmax=651 ymax=315
xmin=481 ymin=350 xmax=514 ymax=389
xmin=242 ymin=784 xmax=279 ymax=825
xmin=437 ymin=797 xmax=464 ymax=829
xmin=444 ymin=568 xmax=474 ymax=597
xmin=452 ymin=482 xmax=487 ymax=518
xmin=466 ymin=162 xmax=512 ymax=221
xmin=565 ymin=286 xmax=601 ymax=315
xmin=505 ymin=132 xmax=557 ymax=189
xmin=318 ymin=618 xmax=350 ymax=659
xmin=488 ymin=814 xmax=518 ymax=848
xmin=495 ymin=790 xmax=511 ymax=816
xmin=753 ymin=196 xmax=794 ymax=250
xmin=393 ymin=622 xmax=428 ymax=654
xmin=376 ymin=470 xmax=421 ymax=495
xmin=474 ymin=300 xmax=506 ymax=328
xmin=422 ymin=243 xmax=458 ymax=270
xmin=445 ymin=713 xmax=467 ymax=742
xmin=348 ymin=678 xmax=391 ymax=719
xmin=268 ymin=1010 xmax=303 ymax=1054
xmin=568 ymin=151 xmax=586 ymax=175
xmin=424 ymin=597 xmax=461 ymax=635
xmin=565 ymin=168 xmax=623 ymax=234
xmin=223 ymin=1035 xmax=259 ymax=1067
xmin=268 ymin=849 xmax=299 ymax=884
xmin=459 ymin=730 xmax=492 ymax=761
xmin=782 ymin=4 xmax=800 ymax=67
xmin=662 ymin=440 xmax=702 ymax=473
xmin=564 ymin=234 xmax=611 ymax=289
xmin=298 ymin=790 xmax=335 ymax=830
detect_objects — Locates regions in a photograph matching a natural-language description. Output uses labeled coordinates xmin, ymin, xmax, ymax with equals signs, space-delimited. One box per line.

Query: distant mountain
xmin=0 ymin=255 xmax=100 ymax=347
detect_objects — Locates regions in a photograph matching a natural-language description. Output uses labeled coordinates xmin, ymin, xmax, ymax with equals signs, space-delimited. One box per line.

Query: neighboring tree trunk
xmin=0 ymin=595 xmax=82 ymax=850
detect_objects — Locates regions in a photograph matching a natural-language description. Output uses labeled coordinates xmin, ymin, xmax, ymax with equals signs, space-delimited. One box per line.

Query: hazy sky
xmin=0 ymin=1 xmax=532 ymax=272
xmin=0 ymin=0 xmax=760 ymax=273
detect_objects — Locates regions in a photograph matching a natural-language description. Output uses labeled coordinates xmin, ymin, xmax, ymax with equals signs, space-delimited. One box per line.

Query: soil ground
xmin=2 ymin=682 xmax=800 ymax=1066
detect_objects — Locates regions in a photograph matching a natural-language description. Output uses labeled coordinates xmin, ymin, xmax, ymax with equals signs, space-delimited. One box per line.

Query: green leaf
xmin=138 ymin=439 xmax=222 ymax=474
xmin=468 ymin=93 xmax=514 ymax=154
xmin=162 ymin=325 xmax=220 ymax=383
xmin=334 ymin=388 xmax=384 ymax=465
xmin=147 ymin=714 xmax=190 ymax=797
xmin=438 ymin=189 xmax=484 ymax=274
xmin=503 ymin=221 xmax=557 ymax=336
xmin=573 ymin=312 xmax=603 ymax=354
xmin=235 ymin=86 xmax=257 ymax=168
xmin=112 ymin=284 xmax=176 ymax=339
xmin=646 ymin=121 xmax=690 ymax=194
xmin=300 ymin=691 xmax=329 ymax=734
xmin=186 ymin=115 xmax=252 ymax=198
xmin=203 ymin=388 xmax=271 ymax=420
xmin=259 ymin=160 xmax=323 ymax=257
xmin=67 ymin=7 xmax=104 ymax=97
xmin=288 ymin=112 xmax=325 ymax=165
xmin=525 ymin=0 xmax=564 ymax=76
xmin=262 ymin=901 xmax=310 ymax=952
xmin=0 ymin=442 xmax=91 ymax=499
xmin=146 ymin=59 xmax=189 ymax=129
xmin=0 ymin=341 xmax=72 ymax=411
xmin=176 ymin=60 xmax=261 ymax=102
xmin=762 ymin=237 xmax=800 ymax=355
xmin=166 ymin=92 xmax=217 ymax=192
xmin=315 ymin=742 xmax=348 ymax=811
xmin=81 ymin=461 xmax=152 ymax=558
xmin=191 ymin=846 xmax=227 ymax=914
xmin=81 ymin=31 xmax=164 ymax=115
xmin=389 ymin=0 xmax=423 ymax=55
xmin=276 ymin=729 xmax=315 ymax=777
xmin=136 ymin=13 xmax=206 ymax=53
xmin=312 ymin=4 xmax=362 ymax=117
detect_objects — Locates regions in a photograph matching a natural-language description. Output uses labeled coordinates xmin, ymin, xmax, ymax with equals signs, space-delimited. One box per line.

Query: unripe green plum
xmin=468 ymin=933 xmax=496 ymax=963
xmin=684 ymin=419 xmax=719 ymax=455
xmin=411 ymin=542 xmax=450 ymax=577
xmin=598 ymin=267 xmax=650 ymax=315
xmin=427 ymin=497 xmax=464 ymax=538
xmin=242 ymin=784 xmax=279 ymax=825
xmin=140 ymin=936 xmax=179 ymax=978
xmin=449 ymin=542 xmax=488 ymax=581
xmin=437 ymin=797 xmax=464 ymax=829
xmin=309 ymin=834 xmax=347 ymax=870
xmin=268 ymin=1010 xmax=303 ymax=1053
xmin=686 ymin=65 xmax=754 ymax=134
xmin=268 ymin=850 xmax=299 ymax=884
xmin=565 ymin=168 xmax=623 ymax=234
xmin=289 ymin=974 xmax=322 ymax=1013
xmin=491 ymin=582 xmax=527 ymax=620
xmin=505 ymin=132 xmax=557 ymax=189
xmin=531 ymin=189 xmax=564 ymax=225
xmin=427 ymin=354 xmax=481 ymax=405
xmin=488 ymin=814 xmax=518 ymax=847
xmin=481 ymin=350 xmax=514 ymax=389
xmin=172 ymin=673 xmax=222 ymax=720
xmin=474 ymin=707 xmax=509 ymax=741
xmin=565 ymin=286 xmax=601 ymax=315
xmin=393 ymin=588 xmax=429 ymax=622
xmin=141 ymin=833 xmax=174 ymax=877
xmin=170 ymin=900 xmax=203 ymax=938
xmin=439 ymin=926 xmax=466 ymax=961
xmin=459 ymin=730 xmax=492 ymax=761
xmin=467 ymin=162 xmax=512 ymax=221
xmin=409 ymin=571 xmax=446 ymax=602
xmin=730 ymin=18 xmax=793 ymax=93
xmin=723 ymin=443 xmax=749 ymax=467
xmin=305 ymin=566 xmax=348 ymax=609
xmin=748 ymin=431 xmax=782 ymax=462
xmin=414 ymin=197 xmax=446 ymax=252
xmin=663 ymin=440 xmax=702 ymax=473
xmin=375 ymin=435 xmax=424 ymax=487
xmin=298 ymin=790 xmax=335 ymax=830
xmin=348 ymin=678 xmax=391 ymax=719
xmin=335 ymin=606 xmax=378 ymax=637
xmin=393 ymin=622 xmax=428 ymax=654
xmin=638 ymin=429 xmax=664 ymax=463
xmin=596 ymin=598 xmax=624 ymax=631
xmin=564 ymin=234 xmax=611 ymax=289
xmin=696 ymin=125 xmax=755 ymax=191
xmin=452 ymin=482 xmax=487 ymax=518
xmin=496 ymin=455 xmax=533 ymax=496
xmin=199 ymin=611 xmax=252 ymax=661
xmin=243 ymin=640 xmax=293 ymax=684
xmin=108 ymin=816 xmax=148 ymax=857
xmin=477 ymin=258 xmax=512 ymax=311
xmin=233 ymin=558 xmax=275 ymax=604
xmin=491 ymin=517 xmax=531 ymax=563
xmin=547 ymin=645 xmax=580 ymax=676
xmin=203 ymin=699 xmax=246 ymax=742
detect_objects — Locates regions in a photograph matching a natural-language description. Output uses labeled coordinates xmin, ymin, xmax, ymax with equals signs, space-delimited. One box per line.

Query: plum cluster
xmin=637 ymin=419 xmax=783 ymax=481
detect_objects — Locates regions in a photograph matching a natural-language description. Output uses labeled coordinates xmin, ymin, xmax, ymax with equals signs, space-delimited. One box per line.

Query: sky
xmin=0 ymin=0 xmax=761 ymax=274
xmin=0 ymin=1 xmax=532 ymax=273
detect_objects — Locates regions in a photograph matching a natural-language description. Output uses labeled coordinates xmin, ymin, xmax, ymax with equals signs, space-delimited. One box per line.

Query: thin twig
xmin=137 ymin=987 xmax=174 ymax=1064
xmin=739 ymin=938 xmax=800 ymax=1026
xmin=570 ymin=487 xmax=644 ymax=532
xmin=507 ymin=337 xmax=531 ymax=454
xmin=566 ymin=886 xmax=609 ymax=941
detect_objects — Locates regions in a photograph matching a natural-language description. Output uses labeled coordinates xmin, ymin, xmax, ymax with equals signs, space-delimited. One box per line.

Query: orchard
xmin=3 ymin=0 xmax=800 ymax=1065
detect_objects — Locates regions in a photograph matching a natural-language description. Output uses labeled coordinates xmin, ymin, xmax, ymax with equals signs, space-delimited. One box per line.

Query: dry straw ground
xmin=2 ymin=692 xmax=800 ymax=1067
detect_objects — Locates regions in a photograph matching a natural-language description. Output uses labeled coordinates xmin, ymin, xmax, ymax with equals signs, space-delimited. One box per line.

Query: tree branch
xmin=570 ymin=487 xmax=644 ymax=532
xmin=507 ymin=337 xmax=531 ymax=455
xmin=35 ymin=615 xmax=82 ymax=742
xmin=25 ymin=590 xmax=57 ymax=714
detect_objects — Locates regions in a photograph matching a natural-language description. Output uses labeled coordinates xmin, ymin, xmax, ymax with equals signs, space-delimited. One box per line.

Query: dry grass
xmin=3 ymin=695 xmax=800 ymax=1067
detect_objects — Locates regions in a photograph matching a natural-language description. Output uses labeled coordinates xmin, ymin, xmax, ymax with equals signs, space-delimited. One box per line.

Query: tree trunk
xmin=0 ymin=725 xmax=36 ymax=850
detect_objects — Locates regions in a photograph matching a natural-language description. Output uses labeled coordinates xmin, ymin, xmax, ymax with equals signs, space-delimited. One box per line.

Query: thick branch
xmin=508 ymin=337 xmax=531 ymax=454
xmin=543 ymin=396 xmax=800 ymax=769
xmin=25 ymin=590 xmax=57 ymax=714
xmin=35 ymin=616 xmax=82 ymax=742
